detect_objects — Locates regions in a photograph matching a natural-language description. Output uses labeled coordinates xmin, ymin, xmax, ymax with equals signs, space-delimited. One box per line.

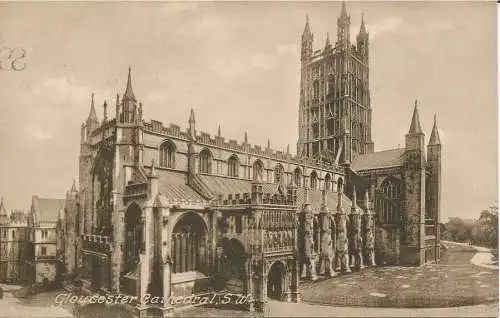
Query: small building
xmin=0 ymin=198 xmax=29 ymax=284
xmin=27 ymin=196 xmax=65 ymax=285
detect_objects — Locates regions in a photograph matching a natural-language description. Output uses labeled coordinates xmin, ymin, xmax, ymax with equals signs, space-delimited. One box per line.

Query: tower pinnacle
xmin=341 ymin=0 xmax=348 ymax=18
xmin=325 ymin=32 xmax=332 ymax=49
xmin=429 ymin=114 xmax=442 ymax=145
xmin=409 ymin=100 xmax=423 ymax=134
xmin=303 ymin=14 xmax=312 ymax=36
xmin=360 ymin=13 xmax=367 ymax=34
xmin=124 ymin=67 xmax=136 ymax=101
xmin=88 ymin=93 xmax=97 ymax=121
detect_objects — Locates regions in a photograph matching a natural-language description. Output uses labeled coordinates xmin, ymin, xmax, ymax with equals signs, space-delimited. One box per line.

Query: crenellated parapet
xmin=143 ymin=119 xmax=343 ymax=173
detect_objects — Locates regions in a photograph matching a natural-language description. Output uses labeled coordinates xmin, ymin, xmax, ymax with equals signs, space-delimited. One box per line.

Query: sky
xmin=0 ymin=1 xmax=497 ymax=221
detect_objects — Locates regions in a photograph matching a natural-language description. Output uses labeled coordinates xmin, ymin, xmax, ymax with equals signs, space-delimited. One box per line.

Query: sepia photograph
xmin=0 ymin=1 xmax=498 ymax=317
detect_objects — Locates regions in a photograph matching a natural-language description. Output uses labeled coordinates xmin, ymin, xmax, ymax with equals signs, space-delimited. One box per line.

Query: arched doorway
xmin=220 ymin=238 xmax=246 ymax=293
xmin=123 ymin=203 xmax=142 ymax=274
xmin=171 ymin=212 xmax=207 ymax=274
xmin=267 ymin=261 xmax=286 ymax=300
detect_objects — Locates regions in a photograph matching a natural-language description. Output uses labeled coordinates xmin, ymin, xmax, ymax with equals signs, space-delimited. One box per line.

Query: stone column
xmin=290 ymin=259 xmax=300 ymax=302
xmin=299 ymin=189 xmax=317 ymax=281
xmin=350 ymin=186 xmax=364 ymax=270
xmin=161 ymin=261 xmax=173 ymax=317
xmin=245 ymin=257 xmax=254 ymax=312
xmin=363 ymin=190 xmax=376 ymax=266
xmin=335 ymin=191 xmax=351 ymax=273
xmin=318 ymin=190 xmax=335 ymax=277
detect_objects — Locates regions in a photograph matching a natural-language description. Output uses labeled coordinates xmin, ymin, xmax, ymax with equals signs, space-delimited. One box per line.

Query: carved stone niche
xmin=162 ymin=216 xmax=168 ymax=226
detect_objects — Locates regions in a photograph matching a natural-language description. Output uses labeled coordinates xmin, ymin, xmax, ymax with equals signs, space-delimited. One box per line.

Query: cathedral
xmin=63 ymin=2 xmax=442 ymax=316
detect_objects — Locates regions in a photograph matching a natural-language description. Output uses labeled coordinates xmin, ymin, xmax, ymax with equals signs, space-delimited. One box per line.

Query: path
xmin=267 ymin=299 xmax=498 ymax=317
xmin=442 ymin=241 xmax=498 ymax=270
xmin=0 ymin=284 xmax=72 ymax=318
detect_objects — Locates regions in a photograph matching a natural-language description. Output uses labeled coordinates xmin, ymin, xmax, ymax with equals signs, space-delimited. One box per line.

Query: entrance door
xmin=91 ymin=256 xmax=101 ymax=289
xmin=267 ymin=261 xmax=285 ymax=300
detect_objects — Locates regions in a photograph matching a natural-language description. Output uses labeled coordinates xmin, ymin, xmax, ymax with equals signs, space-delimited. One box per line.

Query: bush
xmin=74 ymin=279 xmax=83 ymax=287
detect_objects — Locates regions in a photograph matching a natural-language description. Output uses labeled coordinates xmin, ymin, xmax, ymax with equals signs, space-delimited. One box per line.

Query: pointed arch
xmin=293 ymin=167 xmax=302 ymax=187
xmin=159 ymin=139 xmax=176 ymax=169
xmin=378 ymin=177 xmax=401 ymax=225
xmin=324 ymin=173 xmax=332 ymax=191
xmin=199 ymin=148 xmax=212 ymax=174
xmin=310 ymin=170 xmax=318 ymax=190
xmin=274 ymin=163 xmax=285 ymax=184
xmin=228 ymin=154 xmax=239 ymax=177
xmin=337 ymin=177 xmax=344 ymax=193
xmin=253 ymin=159 xmax=264 ymax=181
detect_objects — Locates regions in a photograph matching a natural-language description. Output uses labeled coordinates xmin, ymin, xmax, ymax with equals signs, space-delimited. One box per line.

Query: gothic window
xmin=235 ymin=215 xmax=242 ymax=234
xmin=159 ymin=140 xmax=175 ymax=169
xmin=312 ymin=123 xmax=319 ymax=139
xmin=327 ymin=76 xmax=335 ymax=96
xmin=253 ymin=160 xmax=263 ymax=181
xmin=337 ymin=177 xmax=344 ymax=193
xmin=228 ymin=155 xmax=239 ymax=177
xmin=274 ymin=164 xmax=284 ymax=184
xmin=310 ymin=171 xmax=318 ymax=190
xmin=199 ymin=148 xmax=212 ymax=174
xmin=325 ymin=174 xmax=332 ymax=191
xmin=41 ymin=246 xmax=47 ymax=256
xmin=378 ymin=178 xmax=401 ymax=225
xmin=293 ymin=167 xmax=302 ymax=187
xmin=11 ymin=230 xmax=15 ymax=240
xmin=313 ymin=80 xmax=320 ymax=100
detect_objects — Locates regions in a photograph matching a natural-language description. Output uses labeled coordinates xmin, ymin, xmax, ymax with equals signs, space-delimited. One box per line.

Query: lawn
xmin=300 ymin=244 xmax=499 ymax=308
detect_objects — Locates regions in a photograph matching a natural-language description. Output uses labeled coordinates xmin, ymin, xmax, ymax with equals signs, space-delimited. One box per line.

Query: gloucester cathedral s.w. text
xmin=63 ymin=2 xmax=442 ymax=315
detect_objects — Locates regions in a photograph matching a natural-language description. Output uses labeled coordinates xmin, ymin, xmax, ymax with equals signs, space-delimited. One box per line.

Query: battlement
xmin=144 ymin=120 xmax=190 ymax=140
xmin=143 ymin=119 xmax=342 ymax=172
xmin=0 ymin=220 xmax=28 ymax=227
xmin=91 ymin=118 xmax=117 ymax=137
xmin=216 ymin=184 xmax=298 ymax=207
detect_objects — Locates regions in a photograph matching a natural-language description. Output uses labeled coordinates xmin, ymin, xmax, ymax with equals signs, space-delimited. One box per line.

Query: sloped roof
xmin=157 ymin=170 xmax=207 ymax=202
xmin=198 ymin=175 xmax=252 ymax=196
xmin=33 ymin=196 xmax=65 ymax=223
xmin=0 ymin=198 xmax=8 ymax=217
xmin=350 ymin=148 xmax=405 ymax=172
xmin=296 ymin=188 xmax=356 ymax=213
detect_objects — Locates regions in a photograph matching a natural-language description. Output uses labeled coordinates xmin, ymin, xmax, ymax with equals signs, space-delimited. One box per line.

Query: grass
xmin=300 ymin=244 xmax=498 ymax=308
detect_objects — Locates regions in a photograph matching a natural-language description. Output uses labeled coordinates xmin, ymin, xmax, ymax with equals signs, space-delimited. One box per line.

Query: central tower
xmin=297 ymin=1 xmax=373 ymax=164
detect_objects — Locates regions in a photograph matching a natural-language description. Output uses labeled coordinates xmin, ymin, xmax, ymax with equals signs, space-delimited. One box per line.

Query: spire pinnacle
xmin=267 ymin=139 xmax=271 ymax=149
xmin=303 ymin=14 xmax=312 ymax=35
xmin=244 ymin=131 xmax=248 ymax=143
xmin=360 ymin=13 xmax=367 ymax=33
xmin=217 ymin=124 xmax=221 ymax=137
xmin=103 ymin=100 xmax=108 ymax=122
xmin=0 ymin=197 xmax=7 ymax=216
xmin=408 ymin=99 xmax=423 ymax=134
xmin=88 ymin=93 xmax=97 ymax=121
xmin=124 ymin=67 xmax=136 ymax=101
xmin=325 ymin=32 xmax=331 ymax=48
xmin=341 ymin=0 xmax=348 ymax=18
xmin=189 ymin=108 xmax=195 ymax=123
xmin=429 ymin=114 xmax=442 ymax=145
xmin=71 ymin=179 xmax=77 ymax=193
xmin=150 ymin=158 xmax=157 ymax=177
